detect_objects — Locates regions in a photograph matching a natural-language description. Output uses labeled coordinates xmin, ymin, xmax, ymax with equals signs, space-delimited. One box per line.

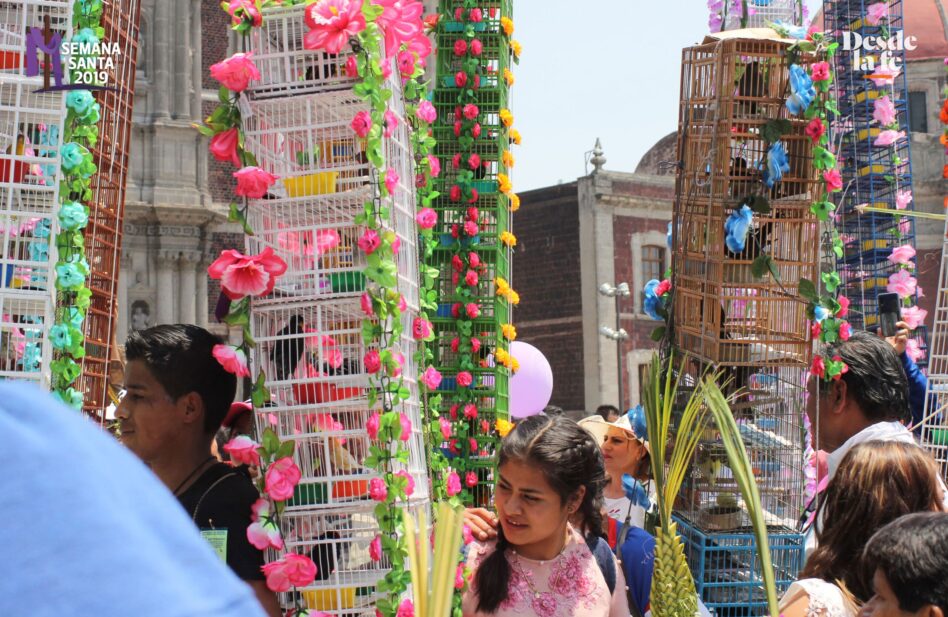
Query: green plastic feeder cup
xmin=328 ymin=271 xmax=366 ymax=293
xmin=289 ymin=482 xmax=328 ymax=506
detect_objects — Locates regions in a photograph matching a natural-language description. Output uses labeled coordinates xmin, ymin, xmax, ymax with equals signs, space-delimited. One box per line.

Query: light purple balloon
xmin=509 ymin=341 xmax=553 ymax=418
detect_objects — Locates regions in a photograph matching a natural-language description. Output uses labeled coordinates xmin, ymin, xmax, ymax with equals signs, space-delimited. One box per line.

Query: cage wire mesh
xmin=75 ymin=0 xmax=141 ymax=419
xmin=244 ymin=52 xmax=427 ymax=614
xmin=671 ymin=35 xmax=809 ymax=612
xmin=244 ymin=3 xmax=359 ymax=100
xmin=721 ymin=0 xmax=804 ymax=30
xmin=920 ymin=214 xmax=948 ymax=480
xmin=0 ymin=1 xmax=72 ymax=388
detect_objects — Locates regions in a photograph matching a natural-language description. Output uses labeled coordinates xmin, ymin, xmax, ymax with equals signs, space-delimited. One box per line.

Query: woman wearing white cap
xmin=579 ymin=406 xmax=652 ymax=529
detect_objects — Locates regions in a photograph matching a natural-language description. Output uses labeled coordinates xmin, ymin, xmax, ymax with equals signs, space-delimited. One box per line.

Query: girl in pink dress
xmin=462 ymin=415 xmax=630 ymax=617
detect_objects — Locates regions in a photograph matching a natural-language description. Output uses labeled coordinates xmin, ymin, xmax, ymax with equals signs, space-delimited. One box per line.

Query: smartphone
xmin=878 ymin=292 xmax=901 ymax=337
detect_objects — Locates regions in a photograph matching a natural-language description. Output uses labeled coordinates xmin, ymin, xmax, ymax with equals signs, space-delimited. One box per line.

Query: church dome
xmin=811 ymin=0 xmax=948 ymax=61
xmin=634 ymin=131 xmax=678 ymax=175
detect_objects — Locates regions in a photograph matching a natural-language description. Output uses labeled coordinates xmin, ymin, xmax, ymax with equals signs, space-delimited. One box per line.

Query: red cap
xmin=222 ymin=401 xmax=252 ymax=428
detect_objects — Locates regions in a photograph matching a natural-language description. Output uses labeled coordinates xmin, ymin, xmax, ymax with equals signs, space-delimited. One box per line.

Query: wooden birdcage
xmin=75 ymin=0 xmax=142 ymax=419
xmin=672 ymin=35 xmax=820 ymax=368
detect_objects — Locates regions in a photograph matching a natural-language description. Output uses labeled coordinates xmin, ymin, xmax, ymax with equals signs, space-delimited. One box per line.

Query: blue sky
xmin=512 ymin=0 xmax=824 ymax=190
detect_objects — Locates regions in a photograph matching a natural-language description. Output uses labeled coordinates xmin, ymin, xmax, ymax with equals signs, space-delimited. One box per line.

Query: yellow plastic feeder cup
xmin=303 ymin=587 xmax=356 ymax=611
xmin=284 ymin=172 xmax=339 ymax=197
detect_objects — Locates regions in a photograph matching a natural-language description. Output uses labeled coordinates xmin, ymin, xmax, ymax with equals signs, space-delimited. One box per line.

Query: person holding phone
xmin=878 ymin=292 xmax=928 ymax=431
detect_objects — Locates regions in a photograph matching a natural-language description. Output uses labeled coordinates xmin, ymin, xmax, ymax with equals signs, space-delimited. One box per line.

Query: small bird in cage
xmin=270 ymin=315 xmax=306 ymax=381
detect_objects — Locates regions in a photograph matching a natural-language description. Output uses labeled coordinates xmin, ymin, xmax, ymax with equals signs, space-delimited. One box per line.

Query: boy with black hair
xmin=118 ymin=324 xmax=280 ymax=616
xmin=861 ymin=512 xmax=948 ymax=617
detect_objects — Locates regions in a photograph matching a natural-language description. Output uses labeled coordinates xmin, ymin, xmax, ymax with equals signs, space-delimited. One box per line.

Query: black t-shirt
xmin=176 ymin=462 xmax=265 ymax=581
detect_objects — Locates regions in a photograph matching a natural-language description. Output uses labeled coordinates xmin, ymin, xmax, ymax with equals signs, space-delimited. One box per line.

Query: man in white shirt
xmin=803 ymin=331 xmax=948 ymax=556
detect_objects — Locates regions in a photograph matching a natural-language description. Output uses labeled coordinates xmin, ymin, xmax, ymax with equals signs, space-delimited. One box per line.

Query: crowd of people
xmin=2 ymin=321 xmax=948 ymax=617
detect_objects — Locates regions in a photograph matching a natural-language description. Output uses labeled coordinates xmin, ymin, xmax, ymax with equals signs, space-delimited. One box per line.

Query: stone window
xmin=909 ymin=91 xmax=928 ymax=134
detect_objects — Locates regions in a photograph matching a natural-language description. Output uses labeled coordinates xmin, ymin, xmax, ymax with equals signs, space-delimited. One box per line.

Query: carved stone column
xmin=156 ymin=250 xmax=177 ymax=324
xmin=117 ymin=250 xmax=132 ymax=340
xmin=152 ymin=0 xmax=171 ymax=118
xmin=197 ymin=253 xmax=212 ymax=328
xmin=178 ymin=251 xmax=200 ymax=325
xmin=173 ymin=0 xmax=191 ymax=119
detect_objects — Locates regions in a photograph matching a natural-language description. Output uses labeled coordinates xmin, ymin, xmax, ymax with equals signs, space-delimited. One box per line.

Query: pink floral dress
xmin=462 ymin=527 xmax=629 ymax=617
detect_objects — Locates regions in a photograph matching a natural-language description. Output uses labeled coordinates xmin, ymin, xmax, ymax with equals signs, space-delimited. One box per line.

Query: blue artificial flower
xmin=814 ymin=305 xmax=830 ymax=322
xmin=53 ymin=387 xmax=84 ymax=410
xmin=28 ymin=240 xmax=48 ymax=263
xmin=627 ymin=404 xmax=649 ymax=442
xmin=725 ymin=205 xmax=754 ymax=253
xmin=66 ymin=90 xmax=95 ymax=116
xmin=20 ymin=342 xmax=41 ymax=372
xmin=622 ymin=474 xmax=652 ymax=510
xmin=83 ymin=102 xmax=101 ymax=124
xmin=763 ymin=141 xmax=791 ymax=188
xmin=58 ymin=201 xmax=89 ymax=231
xmin=66 ymin=307 xmax=84 ymax=330
xmin=643 ymin=279 xmax=663 ymax=321
xmin=786 ymin=64 xmax=815 ymax=115
xmin=56 ymin=260 xmax=88 ymax=289
xmin=60 ymin=142 xmax=85 ymax=172
xmin=33 ymin=218 xmax=51 ymax=240
xmin=50 ymin=324 xmax=72 ymax=350
xmin=770 ymin=19 xmax=807 ymax=39
xmin=71 ymin=27 xmax=100 ymax=48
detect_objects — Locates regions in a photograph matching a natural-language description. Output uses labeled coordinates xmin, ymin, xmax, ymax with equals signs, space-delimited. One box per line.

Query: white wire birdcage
xmin=245 ymin=3 xmax=359 ymax=101
xmin=0 ymin=0 xmax=72 ymax=82
xmin=723 ymin=0 xmax=803 ymax=30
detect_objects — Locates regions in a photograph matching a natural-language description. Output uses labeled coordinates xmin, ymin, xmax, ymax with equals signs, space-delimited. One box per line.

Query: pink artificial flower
xmin=358 ymin=229 xmax=381 ymax=254
xmin=805 ymin=117 xmax=825 ymax=144
xmin=303 ymin=0 xmax=367 ymax=54
xmin=451 ymin=152 xmax=462 ymax=169
xmin=455 ymin=564 xmax=466 ymax=589
xmin=471 ymin=123 xmax=481 ymax=138
xmin=467 ymin=188 xmax=479 ymax=203
xmin=360 ymin=292 xmax=374 ymax=316
xmin=367 ymin=412 xmax=381 ymax=440
xmin=823 ymin=169 xmax=843 ymax=192
xmin=265 ymin=457 xmax=302 ymax=501
xmin=465 ymin=471 xmax=478 ymax=487
xmin=446 ymin=471 xmax=462 ymax=496
xmin=224 ymin=0 xmax=262 ymax=27
xmin=416 ymin=100 xmax=436 ymax=123
xmin=369 ymin=535 xmax=382 ymax=561
xmin=344 ymin=55 xmax=359 ymax=78
xmin=470 ymin=38 xmax=483 ymax=56
xmin=233 ymin=166 xmax=278 ymax=199
xmin=902 ymin=305 xmax=928 ymax=329
xmin=470 ymin=338 xmax=481 ymax=354
xmin=208 ymin=247 xmax=288 ymax=300
xmin=263 ymin=554 xmax=318 ymax=593
xmin=385 ymin=167 xmax=399 ymax=195
xmin=454 ymin=39 xmax=467 ymax=56
xmin=887 ymin=269 xmax=918 ymax=298
xmin=873 ymin=130 xmax=905 ymax=147
xmin=223 ymin=434 xmax=260 ymax=466
xmin=428 ymin=154 xmax=441 ymax=177
xmin=246 ymin=499 xmax=284 ymax=550
xmin=467 ymin=153 xmax=481 ymax=170
xmin=468 ymin=251 xmax=480 ymax=267
xmin=439 ymin=417 xmax=452 ymax=439
xmin=374 ymin=0 xmax=422 ymax=59
xmin=455 ymin=71 xmax=468 ymax=88
xmin=463 ymin=220 xmax=479 ymax=236
xmin=416 ymin=207 xmax=437 ymax=229
xmin=397 ymin=50 xmax=416 ymax=79
xmin=837 ymin=295 xmax=850 ymax=317
xmin=313 ymin=229 xmax=341 ymax=256
xmin=398 ymin=294 xmax=408 ymax=312
xmin=462 ymin=103 xmax=479 ymax=120
xmin=810 ymin=355 xmax=826 ymax=379
xmin=212 ymin=344 xmax=251 ymax=378
xmin=351 ymin=110 xmax=372 ymax=137
xmin=906 ymin=338 xmax=926 ymax=363
xmin=369 ymin=477 xmax=388 ymax=501
xmin=831 ymin=355 xmax=849 ymax=381
xmin=457 ymin=371 xmax=473 ymax=388
xmin=463 ymin=403 xmax=478 ymax=420
xmin=865 ymin=2 xmax=888 ymax=25
xmin=469 ymin=7 xmax=482 ymax=21
xmin=396 ymin=469 xmax=415 ymax=496
xmin=364 ymin=349 xmax=381 ymax=373
xmin=405 ymin=29 xmax=432 ymax=65
xmin=383 ymin=110 xmax=398 ymax=138
xmin=210 ymin=52 xmax=261 ymax=92
xmin=462 ymin=524 xmax=473 ymax=545
xmin=888 ymin=244 xmax=916 ymax=266
xmin=412 ymin=317 xmax=432 ymax=339
xmin=421 ymin=366 xmax=442 ymax=390
xmin=810 ymin=320 xmax=822 ymax=340
xmin=397 ymin=599 xmax=415 ymax=617
xmin=399 ymin=412 xmax=412 ymax=441
xmin=465 ymin=303 xmax=480 ymax=319
xmin=870 ymin=66 xmax=900 ymax=86
xmin=900 ymin=218 xmax=911 ymax=236
xmin=839 ymin=321 xmax=852 ymax=341
xmin=449 ymin=185 xmax=461 ymax=202
xmin=449 ymin=337 xmax=460 ymax=353
xmin=465 ymin=270 xmax=479 ymax=287
xmin=209 ymin=128 xmax=242 ymax=167
xmin=896 ymin=190 xmax=913 ymax=210
xmin=381 ymin=60 xmax=392 ymax=80
xmin=810 ymin=61 xmax=830 ymax=82
xmin=873 ymin=95 xmax=897 ymax=127
xmin=655 ymin=279 xmax=671 ymax=296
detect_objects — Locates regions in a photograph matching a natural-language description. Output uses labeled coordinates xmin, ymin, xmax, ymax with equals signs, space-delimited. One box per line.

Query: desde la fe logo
xmin=842 ymin=30 xmax=917 ymax=76
xmin=25 ymin=25 xmax=120 ymax=92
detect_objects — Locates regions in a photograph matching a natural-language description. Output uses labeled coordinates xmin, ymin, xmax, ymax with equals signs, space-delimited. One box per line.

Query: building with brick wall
xmin=515 ymin=138 xmax=676 ymax=416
